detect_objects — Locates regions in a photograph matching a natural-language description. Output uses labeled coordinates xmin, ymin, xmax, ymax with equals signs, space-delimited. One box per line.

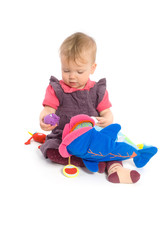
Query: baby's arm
xmin=40 ymin=106 xmax=57 ymax=131
xmin=96 ymin=108 xmax=113 ymax=128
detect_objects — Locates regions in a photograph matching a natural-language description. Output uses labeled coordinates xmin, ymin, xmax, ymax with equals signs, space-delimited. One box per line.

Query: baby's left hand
xmin=95 ymin=117 xmax=110 ymax=128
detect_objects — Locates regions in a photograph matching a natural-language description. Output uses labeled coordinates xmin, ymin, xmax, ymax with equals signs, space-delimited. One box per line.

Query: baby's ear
xmin=91 ymin=63 xmax=97 ymax=74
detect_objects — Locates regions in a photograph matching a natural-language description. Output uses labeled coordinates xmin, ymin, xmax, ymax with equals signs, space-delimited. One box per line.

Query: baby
xmin=39 ymin=32 xmax=140 ymax=184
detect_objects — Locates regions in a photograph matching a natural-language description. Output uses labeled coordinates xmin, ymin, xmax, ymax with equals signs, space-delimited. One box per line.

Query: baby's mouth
xmin=69 ymin=81 xmax=77 ymax=86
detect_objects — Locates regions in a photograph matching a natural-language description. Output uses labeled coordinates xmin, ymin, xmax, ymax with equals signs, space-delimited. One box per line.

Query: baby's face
xmin=61 ymin=55 xmax=96 ymax=89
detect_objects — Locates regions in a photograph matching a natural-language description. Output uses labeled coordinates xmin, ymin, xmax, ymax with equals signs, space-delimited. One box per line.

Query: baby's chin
xmin=69 ymin=82 xmax=85 ymax=89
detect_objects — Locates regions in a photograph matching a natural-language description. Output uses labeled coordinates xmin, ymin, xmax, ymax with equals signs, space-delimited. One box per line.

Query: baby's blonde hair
xmin=59 ymin=32 xmax=97 ymax=64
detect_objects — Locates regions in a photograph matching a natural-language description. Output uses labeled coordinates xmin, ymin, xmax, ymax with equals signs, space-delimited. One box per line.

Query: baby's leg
xmin=106 ymin=161 xmax=140 ymax=184
xmin=46 ymin=149 xmax=85 ymax=167
xmin=46 ymin=149 xmax=106 ymax=172
xmin=98 ymin=162 xmax=107 ymax=173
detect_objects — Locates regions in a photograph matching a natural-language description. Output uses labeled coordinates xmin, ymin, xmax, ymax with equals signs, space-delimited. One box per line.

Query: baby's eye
xmin=77 ymin=71 xmax=84 ymax=74
xmin=63 ymin=70 xmax=70 ymax=73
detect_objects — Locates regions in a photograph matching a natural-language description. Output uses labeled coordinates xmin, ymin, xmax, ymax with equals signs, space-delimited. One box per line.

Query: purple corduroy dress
xmin=40 ymin=76 xmax=106 ymax=157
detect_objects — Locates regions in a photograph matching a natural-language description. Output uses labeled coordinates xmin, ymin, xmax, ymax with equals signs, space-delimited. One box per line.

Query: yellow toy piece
xmin=137 ymin=144 xmax=144 ymax=150
xmin=63 ymin=157 xmax=79 ymax=178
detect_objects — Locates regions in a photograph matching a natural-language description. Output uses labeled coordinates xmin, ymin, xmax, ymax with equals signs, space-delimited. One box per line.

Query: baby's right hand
xmin=39 ymin=106 xmax=57 ymax=131
xmin=40 ymin=119 xmax=57 ymax=131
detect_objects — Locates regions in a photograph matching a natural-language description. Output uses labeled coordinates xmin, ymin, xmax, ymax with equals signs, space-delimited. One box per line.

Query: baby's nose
xmin=69 ymin=72 xmax=75 ymax=79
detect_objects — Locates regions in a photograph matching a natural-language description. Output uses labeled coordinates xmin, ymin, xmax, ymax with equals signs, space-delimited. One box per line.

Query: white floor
xmin=0 ymin=134 xmax=159 ymax=240
xmin=1 ymin=1 xmax=160 ymax=239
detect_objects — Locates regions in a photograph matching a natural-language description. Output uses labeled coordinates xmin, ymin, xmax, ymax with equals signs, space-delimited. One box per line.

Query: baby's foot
xmin=107 ymin=163 xmax=140 ymax=184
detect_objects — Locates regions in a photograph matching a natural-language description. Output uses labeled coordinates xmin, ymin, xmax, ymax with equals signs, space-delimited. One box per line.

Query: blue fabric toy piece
xmin=66 ymin=123 xmax=158 ymax=172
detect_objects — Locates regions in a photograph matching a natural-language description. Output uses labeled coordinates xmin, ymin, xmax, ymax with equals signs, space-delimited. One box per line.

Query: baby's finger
xmin=95 ymin=117 xmax=101 ymax=121
xmin=40 ymin=122 xmax=51 ymax=131
xmin=40 ymin=121 xmax=50 ymax=128
xmin=47 ymin=124 xmax=57 ymax=131
xmin=96 ymin=117 xmax=105 ymax=124
xmin=45 ymin=124 xmax=57 ymax=131
xmin=96 ymin=121 xmax=106 ymax=127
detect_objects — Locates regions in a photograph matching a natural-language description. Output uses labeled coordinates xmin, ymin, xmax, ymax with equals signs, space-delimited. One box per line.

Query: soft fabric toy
xmin=59 ymin=114 xmax=158 ymax=172
xmin=25 ymin=132 xmax=46 ymax=145
xmin=44 ymin=113 xmax=60 ymax=126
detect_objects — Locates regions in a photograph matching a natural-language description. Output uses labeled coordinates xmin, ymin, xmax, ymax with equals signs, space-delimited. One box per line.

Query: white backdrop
xmin=0 ymin=0 xmax=160 ymax=239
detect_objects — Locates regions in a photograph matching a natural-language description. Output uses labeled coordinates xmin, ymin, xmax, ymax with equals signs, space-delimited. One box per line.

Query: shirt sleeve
xmin=96 ymin=90 xmax=112 ymax=112
xmin=42 ymin=85 xmax=60 ymax=110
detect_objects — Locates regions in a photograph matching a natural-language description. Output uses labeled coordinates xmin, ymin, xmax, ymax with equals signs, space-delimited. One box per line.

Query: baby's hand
xmin=39 ymin=106 xmax=57 ymax=131
xmin=95 ymin=117 xmax=110 ymax=128
xmin=40 ymin=119 xmax=57 ymax=131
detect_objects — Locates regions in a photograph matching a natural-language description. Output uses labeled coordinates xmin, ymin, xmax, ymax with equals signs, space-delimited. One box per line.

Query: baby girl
xmin=39 ymin=32 xmax=140 ymax=184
